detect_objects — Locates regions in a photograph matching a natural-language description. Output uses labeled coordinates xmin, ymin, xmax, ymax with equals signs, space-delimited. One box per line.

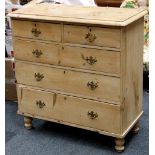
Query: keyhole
xmin=89 ymin=28 xmax=92 ymax=32
xmin=64 ymin=71 xmax=66 ymax=74
xmin=34 ymin=24 xmax=36 ymax=27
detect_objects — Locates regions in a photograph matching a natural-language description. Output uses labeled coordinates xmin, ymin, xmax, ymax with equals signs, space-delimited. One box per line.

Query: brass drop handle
xmin=34 ymin=73 xmax=44 ymax=81
xmin=32 ymin=49 xmax=43 ymax=58
xmin=81 ymin=54 xmax=97 ymax=65
xmin=85 ymin=32 xmax=96 ymax=42
xmin=87 ymin=111 xmax=98 ymax=120
xmin=87 ymin=81 xmax=98 ymax=90
xmin=31 ymin=28 xmax=41 ymax=37
xmin=36 ymin=100 xmax=45 ymax=109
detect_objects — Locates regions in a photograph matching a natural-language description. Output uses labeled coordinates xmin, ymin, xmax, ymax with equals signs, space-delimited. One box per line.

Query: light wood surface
xmin=15 ymin=61 xmax=120 ymax=102
xmin=115 ymin=138 xmax=125 ymax=152
xmin=132 ymin=121 xmax=140 ymax=134
xmin=18 ymin=86 xmax=121 ymax=134
xmin=11 ymin=20 xmax=61 ymax=42
xmin=24 ymin=116 xmax=33 ymax=129
xmin=17 ymin=84 xmax=121 ymax=105
xmin=121 ymin=18 xmax=144 ymax=133
xmin=10 ymin=4 xmax=145 ymax=151
xmin=61 ymin=45 xmax=120 ymax=75
xmin=19 ymin=87 xmax=55 ymax=118
xmin=16 ymin=86 xmax=143 ymax=138
xmin=13 ymin=38 xmax=120 ymax=75
xmin=64 ymin=25 xmax=121 ymax=48
xmin=9 ymin=4 xmax=147 ymax=26
xmin=13 ymin=38 xmax=60 ymax=65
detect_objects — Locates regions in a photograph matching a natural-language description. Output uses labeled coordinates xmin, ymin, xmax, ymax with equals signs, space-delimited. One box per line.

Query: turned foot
xmin=132 ymin=121 xmax=140 ymax=134
xmin=115 ymin=138 xmax=125 ymax=152
xmin=24 ymin=116 xmax=33 ymax=129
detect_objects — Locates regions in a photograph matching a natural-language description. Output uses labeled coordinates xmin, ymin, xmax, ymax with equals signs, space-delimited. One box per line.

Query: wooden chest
xmin=9 ymin=4 xmax=147 ymax=152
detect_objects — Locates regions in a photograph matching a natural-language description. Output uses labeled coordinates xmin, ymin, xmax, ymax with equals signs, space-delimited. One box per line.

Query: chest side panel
xmin=121 ymin=18 xmax=144 ymax=134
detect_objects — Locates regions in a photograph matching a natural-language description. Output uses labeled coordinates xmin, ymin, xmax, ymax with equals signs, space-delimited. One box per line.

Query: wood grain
xmin=64 ymin=24 xmax=121 ymax=48
xmin=13 ymin=38 xmax=60 ymax=65
xmin=10 ymin=4 xmax=146 ymax=149
xmin=17 ymin=85 xmax=121 ymax=134
xmin=13 ymin=38 xmax=120 ymax=75
xmin=121 ymin=18 xmax=144 ymax=133
xmin=11 ymin=20 xmax=61 ymax=42
xmin=9 ymin=4 xmax=147 ymax=26
xmin=61 ymin=45 xmax=120 ymax=75
xmin=15 ymin=61 xmax=121 ymax=102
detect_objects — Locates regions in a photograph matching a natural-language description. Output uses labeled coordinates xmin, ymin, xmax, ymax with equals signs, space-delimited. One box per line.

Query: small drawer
xmin=64 ymin=25 xmax=121 ymax=48
xmin=18 ymin=86 xmax=55 ymax=118
xmin=15 ymin=61 xmax=120 ymax=102
xmin=13 ymin=38 xmax=60 ymax=65
xmin=61 ymin=46 xmax=120 ymax=75
xmin=11 ymin=20 xmax=61 ymax=42
xmin=18 ymin=86 xmax=121 ymax=134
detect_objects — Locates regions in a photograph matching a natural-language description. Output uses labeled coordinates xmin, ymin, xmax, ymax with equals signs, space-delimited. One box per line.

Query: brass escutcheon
xmin=34 ymin=73 xmax=44 ymax=81
xmin=32 ymin=49 xmax=43 ymax=58
xmin=85 ymin=32 xmax=96 ymax=42
xmin=87 ymin=81 xmax=98 ymax=90
xmin=81 ymin=54 xmax=97 ymax=65
xmin=31 ymin=28 xmax=41 ymax=37
xmin=87 ymin=111 xmax=98 ymax=119
xmin=36 ymin=100 xmax=45 ymax=109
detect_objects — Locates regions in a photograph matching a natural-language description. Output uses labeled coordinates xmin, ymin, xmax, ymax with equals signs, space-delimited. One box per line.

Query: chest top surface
xmin=9 ymin=3 xmax=147 ymax=26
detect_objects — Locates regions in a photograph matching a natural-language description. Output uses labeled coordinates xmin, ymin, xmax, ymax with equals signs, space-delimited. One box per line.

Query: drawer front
xmin=18 ymin=86 xmax=55 ymax=118
xmin=13 ymin=39 xmax=60 ymax=65
xmin=18 ymin=86 xmax=121 ymax=133
xmin=12 ymin=20 xmax=61 ymax=42
xmin=13 ymin=39 xmax=120 ymax=75
xmin=15 ymin=61 xmax=120 ymax=102
xmin=61 ymin=46 xmax=120 ymax=75
xmin=64 ymin=25 xmax=121 ymax=48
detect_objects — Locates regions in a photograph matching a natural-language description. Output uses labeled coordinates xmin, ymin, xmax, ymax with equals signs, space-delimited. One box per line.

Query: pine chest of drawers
xmin=9 ymin=3 xmax=147 ymax=152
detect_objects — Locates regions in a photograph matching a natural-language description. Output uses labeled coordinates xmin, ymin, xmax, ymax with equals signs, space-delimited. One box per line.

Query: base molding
xmin=17 ymin=110 xmax=143 ymax=138
xmin=121 ymin=112 xmax=143 ymax=138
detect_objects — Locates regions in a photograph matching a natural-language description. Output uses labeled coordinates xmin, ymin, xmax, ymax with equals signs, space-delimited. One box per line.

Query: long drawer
xmin=11 ymin=20 xmax=61 ymax=42
xmin=13 ymin=38 xmax=120 ymax=75
xmin=17 ymin=85 xmax=121 ymax=134
xmin=64 ymin=24 xmax=121 ymax=48
xmin=15 ymin=61 xmax=120 ymax=103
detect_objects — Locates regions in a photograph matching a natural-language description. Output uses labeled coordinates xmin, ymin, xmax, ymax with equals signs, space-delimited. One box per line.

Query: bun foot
xmin=132 ymin=121 xmax=140 ymax=134
xmin=24 ymin=116 xmax=33 ymax=129
xmin=115 ymin=138 xmax=125 ymax=152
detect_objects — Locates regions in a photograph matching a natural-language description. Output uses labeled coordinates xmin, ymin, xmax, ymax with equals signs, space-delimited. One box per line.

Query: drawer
xmin=15 ymin=61 xmax=120 ymax=102
xmin=18 ymin=86 xmax=54 ymax=118
xmin=11 ymin=20 xmax=61 ymax=42
xmin=13 ymin=38 xmax=60 ymax=65
xmin=13 ymin=39 xmax=120 ymax=75
xmin=18 ymin=86 xmax=121 ymax=133
xmin=61 ymin=46 xmax=120 ymax=75
xmin=64 ymin=25 xmax=121 ymax=48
